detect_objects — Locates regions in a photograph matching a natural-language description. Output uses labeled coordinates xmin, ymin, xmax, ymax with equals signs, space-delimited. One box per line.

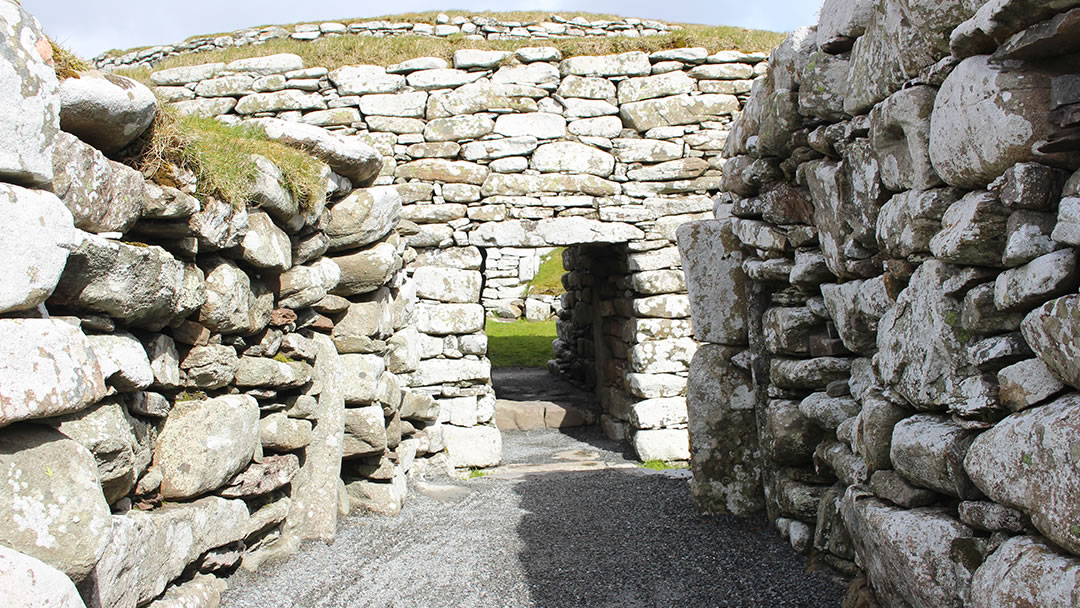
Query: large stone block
xmin=891 ymin=414 xmax=982 ymax=498
xmin=620 ymin=94 xmax=739 ymax=132
xmin=153 ymin=395 xmax=260 ymax=499
xmin=250 ymin=117 xmax=381 ymax=184
xmin=325 ymin=185 xmax=401 ymax=252
xmin=0 ymin=424 xmax=111 ymax=584
xmin=969 ymin=536 xmax=1080 ymax=608
xmin=443 ymin=424 xmax=501 ymax=468
xmin=468 ymin=217 xmax=642 ymax=247
xmin=412 ymin=358 xmax=490 ymax=387
xmin=876 ymin=260 xmax=982 ymax=409
xmin=1020 ymin=294 xmax=1080 ymax=389
xmin=59 ymin=72 xmax=156 ymax=154
xmin=0 ymin=2 xmax=59 ymax=188
xmin=686 ymin=345 xmax=761 ymax=515
xmin=0 ymin=545 xmax=85 ymax=608
xmin=559 ymin=52 xmax=651 ymax=78
xmin=870 ymin=85 xmax=942 ymax=191
xmin=329 ymin=239 xmax=401 ymax=297
xmin=0 ymin=319 xmax=106 ymax=426
xmin=0 ymin=184 xmax=74 ymax=314
xmin=676 ymin=220 xmax=747 ymax=346
xmin=633 ymin=429 xmax=690 ymax=461
xmin=530 ymin=141 xmax=614 ymax=177
xmin=763 ymin=400 xmax=824 ymax=465
xmin=840 ymin=486 xmax=975 ymax=608
xmin=876 ymin=188 xmax=962 ymax=258
xmin=929 ymin=191 xmax=1010 ymax=266
xmin=413 ymin=267 xmax=482 ymax=304
xmin=328 ymin=65 xmax=405 ymax=95
xmin=965 ymin=394 xmax=1080 ymax=554
xmin=930 ymin=55 xmax=1080 ymax=189
xmin=198 ymin=258 xmax=272 ymax=336
xmin=52 ymin=131 xmax=146 ymax=234
xmin=50 ymin=232 xmax=188 ymax=331
xmin=416 ymin=303 xmax=484 ymax=335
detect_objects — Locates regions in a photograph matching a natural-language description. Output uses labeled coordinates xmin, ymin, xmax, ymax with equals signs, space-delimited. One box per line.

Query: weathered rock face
xmin=0 ymin=184 xmax=75 ymax=314
xmin=969 ymin=536 xmax=1080 ymax=608
xmin=0 ymin=319 xmax=106 ymax=426
xmin=59 ymin=71 xmax=157 ymax=154
xmin=443 ymin=425 xmax=502 ymax=468
xmin=890 ymin=414 xmax=982 ymax=498
xmin=0 ymin=1 xmax=60 ymax=188
xmin=153 ymin=395 xmax=260 ymax=499
xmin=965 ymin=394 xmax=1080 ymax=555
xmin=50 ymin=232 xmax=189 ymax=331
xmin=326 ymin=186 xmax=402 ymax=252
xmin=1021 ymin=294 xmax=1080 ymax=388
xmin=840 ymin=487 xmax=975 ymax=608
xmin=686 ymin=345 xmax=761 ymax=515
xmin=0 ymin=424 xmax=111 ymax=584
xmin=930 ymin=56 xmax=1079 ymax=188
xmin=676 ymin=220 xmax=747 ymax=345
xmin=0 ymin=544 xmax=86 ymax=608
xmin=198 ymin=257 xmax=273 ymax=335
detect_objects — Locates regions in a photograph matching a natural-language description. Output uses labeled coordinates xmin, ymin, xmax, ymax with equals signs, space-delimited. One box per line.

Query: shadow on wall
xmin=512 ymin=469 xmax=845 ymax=608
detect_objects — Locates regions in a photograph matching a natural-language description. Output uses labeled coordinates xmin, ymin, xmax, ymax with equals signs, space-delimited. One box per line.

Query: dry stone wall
xmin=0 ymin=1 xmax=446 ymax=605
xmin=95 ymin=14 xmax=679 ymax=72
xmin=150 ymin=46 xmax=766 ymax=463
xmin=680 ymin=0 xmax=1080 ymax=605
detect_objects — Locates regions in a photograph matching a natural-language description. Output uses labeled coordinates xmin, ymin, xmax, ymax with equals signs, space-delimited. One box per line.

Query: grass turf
xmin=527 ymin=248 xmax=567 ymax=297
xmin=485 ymin=318 xmax=558 ymax=368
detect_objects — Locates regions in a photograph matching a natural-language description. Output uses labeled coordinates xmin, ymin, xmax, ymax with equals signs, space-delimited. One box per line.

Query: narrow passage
xmin=222 ymin=372 xmax=844 ymax=608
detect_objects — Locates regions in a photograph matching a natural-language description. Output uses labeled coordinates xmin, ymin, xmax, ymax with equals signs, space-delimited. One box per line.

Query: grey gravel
xmin=221 ymin=427 xmax=845 ymax=608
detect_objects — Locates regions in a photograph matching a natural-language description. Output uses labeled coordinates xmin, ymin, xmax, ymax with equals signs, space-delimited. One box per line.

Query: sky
xmin=24 ymin=1 xmax=822 ymax=60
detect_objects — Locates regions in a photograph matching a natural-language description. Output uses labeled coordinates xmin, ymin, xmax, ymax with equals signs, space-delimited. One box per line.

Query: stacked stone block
xmin=153 ymin=46 xmax=765 ymax=462
xmin=95 ymin=14 xmax=679 ymax=72
xmin=682 ymin=0 xmax=1080 ymax=605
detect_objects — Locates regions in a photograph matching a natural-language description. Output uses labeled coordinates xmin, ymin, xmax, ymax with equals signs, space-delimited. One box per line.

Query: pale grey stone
xmin=88 ymin=331 xmax=153 ymax=392
xmin=396 ymin=159 xmax=489 ymax=184
xmin=871 ymin=85 xmax=942 ymax=191
xmin=276 ymin=258 xmax=341 ymax=310
xmin=423 ymin=115 xmax=494 ymax=142
xmin=559 ymin=51 xmax=651 ymax=77
xmin=235 ymin=357 xmax=313 ymax=389
xmin=965 ymin=393 xmax=1080 ymax=555
xmin=239 ymin=211 xmax=291 ymax=271
xmin=170 ymin=97 xmax=237 ymax=118
xmin=840 ymin=486 xmax=974 ymax=608
xmin=0 ymin=184 xmax=74 ymax=313
xmin=193 ymin=75 xmax=253 ymax=97
xmin=556 ymin=74 xmax=615 ymax=100
xmin=891 ymin=414 xmax=982 ymax=499
xmin=154 ymin=395 xmax=259 ymax=499
xmin=52 ymin=131 xmax=146 ymax=234
xmin=469 ymin=217 xmax=642 ymax=247
xmin=386 ymin=57 xmax=448 ymax=73
xmin=416 ymin=303 xmax=484 ymax=335
xmin=453 ymin=49 xmax=511 ymax=69
xmin=327 ymin=65 xmax=405 ymax=95
xmin=998 ymin=358 xmax=1065 ymax=412
xmin=330 ymin=239 xmax=401 ymax=297
xmin=629 ymin=337 xmax=696 ymax=373
xmin=491 ymin=63 xmax=560 ymax=88
xmin=994 ymin=249 xmax=1078 ymax=311
xmin=567 ymin=116 xmax=623 ymax=138
xmin=633 ymin=429 xmax=690 ymax=461
xmin=326 ymin=185 xmax=401 ymax=251
xmin=413 ymin=267 xmax=482 ymax=304
xmin=560 ymin=98 xmax=618 ymax=119
xmin=617 ymin=71 xmax=694 ymax=104
xmin=930 ymin=55 xmax=1080 ymax=188
xmin=620 ymin=94 xmax=739 ymax=132
xmin=969 ymin=536 xmax=1080 ymax=608
xmin=443 ymin=425 xmax=501 ymax=468
xmin=530 ymin=141 xmax=614 ymax=177
xmin=0 ymin=424 xmax=111 ymax=584
xmin=798 ymin=51 xmax=850 ymax=121
xmin=407 ymin=68 xmax=483 ymax=91
xmin=411 ymin=358 xmax=491 ymax=386
xmin=260 ymin=412 xmax=313 ymax=452
xmin=493 ymin=112 xmax=566 ymax=138
xmin=876 ymin=188 xmax=963 ymax=258
xmin=250 ymin=117 xmax=382 ymax=184
xmin=425 ymin=81 xmax=543 ymax=118
xmin=59 ymin=72 xmax=156 ymax=154
xmin=611 ymin=138 xmax=683 ymax=163
xmin=151 ymin=63 xmax=225 ymax=86
xmin=225 ymin=53 xmax=303 ymax=75
xmin=198 ymin=258 xmax=272 ymax=336
xmin=0 ymin=545 xmax=85 ymax=608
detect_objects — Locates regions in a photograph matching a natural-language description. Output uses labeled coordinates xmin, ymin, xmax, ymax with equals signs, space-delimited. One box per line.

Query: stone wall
xmin=94 ymin=14 xmax=680 ymax=72
xmin=680 ymin=0 xmax=1080 ymax=605
xmin=148 ymin=46 xmax=766 ymax=463
xmin=0 ymin=1 xmax=440 ymax=605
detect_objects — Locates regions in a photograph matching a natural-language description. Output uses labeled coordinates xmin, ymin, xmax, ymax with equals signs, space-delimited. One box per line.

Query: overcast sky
xmin=25 ymin=1 xmax=822 ymax=60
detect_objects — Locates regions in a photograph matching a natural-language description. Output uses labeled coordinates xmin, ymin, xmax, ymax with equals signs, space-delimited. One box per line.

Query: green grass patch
xmin=528 ymin=248 xmax=567 ymax=297
xmin=129 ymin=12 xmax=783 ymax=72
xmin=640 ymin=459 xmax=690 ymax=470
xmin=132 ymin=107 xmax=327 ymax=209
xmin=485 ymin=318 xmax=557 ymax=368
xmin=466 ymin=468 xmax=490 ymax=479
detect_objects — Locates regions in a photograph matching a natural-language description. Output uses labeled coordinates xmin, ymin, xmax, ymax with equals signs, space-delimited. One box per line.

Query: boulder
xmin=929 ymin=191 xmax=1010 ymax=266
xmin=78 ymin=497 xmax=249 ymax=607
xmin=153 ymin=395 xmax=260 ymax=499
xmin=763 ymin=400 xmax=824 ymax=465
xmin=249 ymin=117 xmax=382 ymax=185
xmin=995 ymin=249 xmax=1078 ymax=311
xmin=0 ymin=319 xmax=106 ymax=426
xmin=276 ymin=258 xmax=341 ymax=309
xmin=326 ymin=185 xmax=401 ymax=251
xmin=686 ymin=345 xmax=761 ymax=515
xmin=0 ymin=184 xmax=75 ymax=314
xmin=930 ymin=55 xmax=1080 ymax=189
xmin=998 ymin=357 xmax=1065 ymax=412
xmin=840 ymin=486 xmax=975 ymax=608
xmin=340 ymin=354 xmax=385 ymax=405
xmin=283 ymin=334 xmax=346 ymax=542
xmin=179 ymin=344 xmax=238 ymax=390
xmin=260 ymin=412 xmax=314 ymax=452
xmin=59 ymin=71 xmax=156 ymax=154
xmin=891 ymin=414 xmax=982 ymax=498
xmin=413 ymin=267 xmax=482 ymax=304
xmin=530 ymin=141 xmax=614 ymax=177
xmin=965 ymin=393 xmax=1080 ymax=554
xmin=620 ymin=94 xmax=739 ymax=132
xmin=870 ymin=85 xmax=942 ymax=191
xmin=969 ymin=536 xmax=1080 ymax=608
xmin=1020 ymin=294 xmax=1080 ymax=388
xmin=52 ymin=131 xmax=146 ymax=234
xmin=50 ymin=397 xmax=148 ymax=503
xmin=0 ymin=545 xmax=85 ymax=608
xmin=88 ymin=331 xmax=153 ymax=392
xmin=0 ymin=2 xmax=59 ymax=188
xmin=238 ymin=211 xmax=291 ymax=271
xmin=950 ymin=0 xmax=1080 ymax=58
xmin=234 ymin=357 xmax=313 ymax=389
xmin=633 ymin=429 xmax=690 ymax=461
xmin=198 ymin=258 xmax=273 ymax=336
xmin=0 ymin=424 xmax=111 ymax=583
xmin=329 ymin=239 xmax=401 ymax=297
xmin=342 ymin=405 xmax=386 ymax=458
xmin=50 ymin=232 xmax=188 ymax=331
xmin=876 ymin=188 xmax=962 ymax=258
xmin=876 ymin=260 xmax=983 ymax=409
xmin=443 ymin=424 xmax=501 ymax=468
xmin=797 ymin=51 xmax=850 ymax=121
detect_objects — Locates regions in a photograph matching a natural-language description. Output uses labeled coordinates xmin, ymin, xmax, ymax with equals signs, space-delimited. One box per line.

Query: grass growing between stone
xmin=485 ymin=318 xmax=557 ymax=368
xmin=640 ymin=460 xmax=690 ymax=471
xmin=120 ymin=22 xmax=782 ymax=72
xmin=133 ymin=107 xmax=327 ymax=209
xmin=527 ymin=248 xmax=567 ymax=297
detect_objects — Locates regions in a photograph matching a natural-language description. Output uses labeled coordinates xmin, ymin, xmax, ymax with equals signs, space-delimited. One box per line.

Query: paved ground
xmin=221 ymin=369 xmax=845 ymax=607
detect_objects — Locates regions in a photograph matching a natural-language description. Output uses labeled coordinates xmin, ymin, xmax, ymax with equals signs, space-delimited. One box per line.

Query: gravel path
xmin=221 ymin=426 xmax=845 ymax=608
